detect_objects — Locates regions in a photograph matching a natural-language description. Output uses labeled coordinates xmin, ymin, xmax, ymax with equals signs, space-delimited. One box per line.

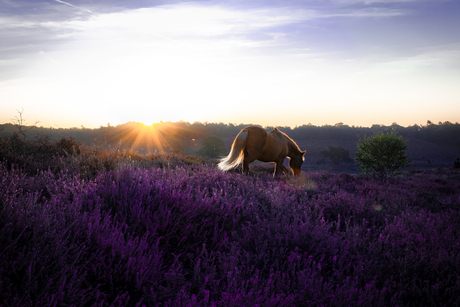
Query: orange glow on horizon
xmin=132 ymin=123 xmax=166 ymax=152
xmin=110 ymin=121 xmax=197 ymax=153
xmin=106 ymin=122 xmax=169 ymax=152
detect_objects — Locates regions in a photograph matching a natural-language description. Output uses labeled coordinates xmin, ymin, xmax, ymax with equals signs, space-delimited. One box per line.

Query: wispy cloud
xmin=54 ymin=0 xmax=96 ymax=15
xmin=0 ymin=1 xmax=414 ymax=75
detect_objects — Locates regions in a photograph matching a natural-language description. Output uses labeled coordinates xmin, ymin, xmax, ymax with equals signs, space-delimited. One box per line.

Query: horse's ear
xmin=301 ymin=150 xmax=306 ymax=155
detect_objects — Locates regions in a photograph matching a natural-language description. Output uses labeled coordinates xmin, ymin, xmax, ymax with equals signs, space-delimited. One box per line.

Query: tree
xmin=10 ymin=108 xmax=40 ymax=140
xmin=355 ymin=130 xmax=410 ymax=180
xmin=319 ymin=145 xmax=353 ymax=165
xmin=454 ymin=158 xmax=460 ymax=169
xmin=196 ymin=136 xmax=227 ymax=159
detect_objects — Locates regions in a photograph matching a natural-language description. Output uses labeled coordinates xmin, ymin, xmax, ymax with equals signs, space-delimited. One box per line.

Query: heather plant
xmin=355 ymin=130 xmax=411 ymax=180
xmin=0 ymin=134 xmax=80 ymax=175
xmin=0 ymin=150 xmax=459 ymax=306
xmin=56 ymin=141 xmax=206 ymax=180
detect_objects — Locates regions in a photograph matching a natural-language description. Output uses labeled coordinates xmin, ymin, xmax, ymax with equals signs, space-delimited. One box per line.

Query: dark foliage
xmin=318 ymin=146 xmax=354 ymax=165
xmin=0 ymin=142 xmax=459 ymax=306
xmin=454 ymin=158 xmax=460 ymax=169
xmin=2 ymin=120 xmax=459 ymax=154
xmin=0 ymin=134 xmax=81 ymax=175
xmin=196 ymin=136 xmax=227 ymax=159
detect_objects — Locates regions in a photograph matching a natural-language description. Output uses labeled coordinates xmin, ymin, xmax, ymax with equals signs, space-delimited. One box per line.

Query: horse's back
xmin=244 ymin=127 xmax=287 ymax=151
xmin=265 ymin=128 xmax=290 ymax=157
xmin=268 ymin=128 xmax=287 ymax=142
xmin=244 ymin=126 xmax=267 ymax=151
xmin=243 ymin=126 xmax=265 ymax=135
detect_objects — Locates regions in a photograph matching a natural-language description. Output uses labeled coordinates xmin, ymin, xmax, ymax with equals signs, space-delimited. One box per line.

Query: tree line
xmin=1 ymin=120 xmax=459 ymax=154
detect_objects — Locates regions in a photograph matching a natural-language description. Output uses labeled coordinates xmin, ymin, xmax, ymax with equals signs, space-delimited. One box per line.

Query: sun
xmin=107 ymin=122 xmax=168 ymax=152
xmin=140 ymin=120 xmax=157 ymax=126
xmin=133 ymin=123 xmax=167 ymax=152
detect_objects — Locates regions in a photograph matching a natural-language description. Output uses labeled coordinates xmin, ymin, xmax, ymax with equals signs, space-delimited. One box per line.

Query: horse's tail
xmin=218 ymin=130 xmax=248 ymax=171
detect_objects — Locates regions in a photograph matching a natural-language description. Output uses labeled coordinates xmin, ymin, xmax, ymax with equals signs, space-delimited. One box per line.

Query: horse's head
xmin=289 ymin=150 xmax=306 ymax=176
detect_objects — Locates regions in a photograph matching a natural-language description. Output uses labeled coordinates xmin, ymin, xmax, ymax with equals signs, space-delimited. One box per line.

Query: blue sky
xmin=1 ymin=0 xmax=459 ymax=128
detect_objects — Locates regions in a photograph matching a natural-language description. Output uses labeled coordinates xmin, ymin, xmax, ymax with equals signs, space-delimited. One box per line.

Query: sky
xmin=1 ymin=0 xmax=459 ymax=129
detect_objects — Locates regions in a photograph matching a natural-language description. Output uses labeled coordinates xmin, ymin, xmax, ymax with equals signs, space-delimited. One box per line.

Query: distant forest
xmin=1 ymin=120 xmax=459 ymax=155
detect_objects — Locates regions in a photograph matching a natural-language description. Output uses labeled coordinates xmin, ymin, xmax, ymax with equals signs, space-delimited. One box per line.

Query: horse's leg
xmin=273 ymin=163 xmax=280 ymax=176
xmin=242 ymin=149 xmax=257 ymax=175
xmin=274 ymin=160 xmax=289 ymax=176
xmin=273 ymin=162 xmax=284 ymax=176
xmin=243 ymin=157 xmax=257 ymax=175
xmin=281 ymin=165 xmax=290 ymax=175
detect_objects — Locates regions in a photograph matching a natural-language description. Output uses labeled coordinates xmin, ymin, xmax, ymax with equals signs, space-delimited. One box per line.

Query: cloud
xmin=0 ymin=0 xmax=453 ymax=82
xmin=0 ymin=0 xmax=417 ymax=85
xmin=49 ymin=2 xmax=407 ymax=54
xmin=54 ymin=0 xmax=96 ymax=15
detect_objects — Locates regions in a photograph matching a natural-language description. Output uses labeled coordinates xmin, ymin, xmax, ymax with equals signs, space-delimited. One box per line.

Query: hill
xmin=0 ymin=144 xmax=459 ymax=306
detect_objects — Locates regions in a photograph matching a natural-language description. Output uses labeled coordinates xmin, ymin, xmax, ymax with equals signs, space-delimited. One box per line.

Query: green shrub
xmin=355 ymin=130 xmax=410 ymax=179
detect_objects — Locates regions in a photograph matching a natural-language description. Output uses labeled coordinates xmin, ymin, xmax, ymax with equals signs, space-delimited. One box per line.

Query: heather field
xmin=1 ymin=142 xmax=459 ymax=306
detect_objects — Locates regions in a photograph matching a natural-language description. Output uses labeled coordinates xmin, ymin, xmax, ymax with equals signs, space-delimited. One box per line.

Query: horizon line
xmin=2 ymin=119 xmax=459 ymax=131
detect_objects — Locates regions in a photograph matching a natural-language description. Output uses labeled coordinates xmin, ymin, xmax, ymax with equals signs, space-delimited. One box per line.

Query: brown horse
xmin=218 ymin=126 xmax=306 ymax=176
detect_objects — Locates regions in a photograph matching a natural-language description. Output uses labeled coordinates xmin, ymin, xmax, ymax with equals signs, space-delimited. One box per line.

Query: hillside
xmin=0 ymin=144 xmax=459 ymax=306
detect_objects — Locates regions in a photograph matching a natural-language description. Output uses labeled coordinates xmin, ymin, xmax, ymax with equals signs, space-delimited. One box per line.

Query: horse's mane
xmin=274 ymin=127 xmax=302 ymax=153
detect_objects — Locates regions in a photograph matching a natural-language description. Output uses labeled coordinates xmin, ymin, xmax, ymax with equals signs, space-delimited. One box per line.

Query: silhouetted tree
xmin=454 ymin=158 xmax=460 ymax=169
xmin=10 ymin=108 xmax=39 ymax=140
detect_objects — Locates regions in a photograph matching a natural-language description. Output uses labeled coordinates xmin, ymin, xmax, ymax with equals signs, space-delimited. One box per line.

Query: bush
xmin=454 ymin=158 xmax=460 ymax=169
xmin=0 ymin=134 xmax=81 ymax=175
xmin=355 ymin=130 xmax=410 ymax=179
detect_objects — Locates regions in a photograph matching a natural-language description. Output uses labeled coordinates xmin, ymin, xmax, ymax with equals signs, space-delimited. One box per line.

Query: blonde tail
xmin=218 ymin=130 xmax=248 ymax=171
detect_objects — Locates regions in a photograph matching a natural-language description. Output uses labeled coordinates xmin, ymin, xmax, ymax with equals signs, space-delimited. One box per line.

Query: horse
xmin=218 ymin=126 xmax=306 ymax=176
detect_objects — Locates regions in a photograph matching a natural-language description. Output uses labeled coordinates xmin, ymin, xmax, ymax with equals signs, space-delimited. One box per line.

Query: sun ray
xmin=131 ymin=123 xmax=168 ymax=153
xmin=103 ymin=122 xmax=169 ymax=153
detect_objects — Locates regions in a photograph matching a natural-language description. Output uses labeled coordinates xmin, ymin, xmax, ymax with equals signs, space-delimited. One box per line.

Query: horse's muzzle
xmin=292 ymin=168 xmax=302 ymax=176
